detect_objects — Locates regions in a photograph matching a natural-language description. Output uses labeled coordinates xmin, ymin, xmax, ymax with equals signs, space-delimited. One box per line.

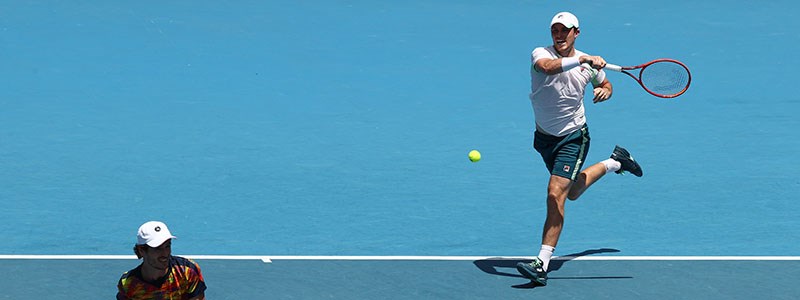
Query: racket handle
xmin=605 ymin=63 xmax=623 ymax=72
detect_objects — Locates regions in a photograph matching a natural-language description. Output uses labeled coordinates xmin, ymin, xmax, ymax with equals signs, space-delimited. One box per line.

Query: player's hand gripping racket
xmin=605 ymin=59 xmax=691 ymax=98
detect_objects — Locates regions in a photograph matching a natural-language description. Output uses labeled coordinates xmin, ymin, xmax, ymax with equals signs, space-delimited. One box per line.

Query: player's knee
xmin=546 ymin=193 xmax=567 ymax=213
xmin=547 ymin=191 xmax=564 ymax=203
xmin=567 ymin=192 xmax=579 ymax=201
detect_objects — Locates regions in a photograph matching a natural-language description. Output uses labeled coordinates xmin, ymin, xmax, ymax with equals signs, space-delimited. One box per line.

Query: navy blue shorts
xmin=533 ymin=124 xmax=590 ymax=181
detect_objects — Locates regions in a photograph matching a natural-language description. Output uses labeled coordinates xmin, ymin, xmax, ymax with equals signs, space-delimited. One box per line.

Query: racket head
xmin=636 ymin=59 xmax=691 ymax=98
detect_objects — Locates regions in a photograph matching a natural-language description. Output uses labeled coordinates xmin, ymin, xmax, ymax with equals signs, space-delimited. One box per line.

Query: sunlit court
xmin=1 ymin=1 xmax=798 ymax=299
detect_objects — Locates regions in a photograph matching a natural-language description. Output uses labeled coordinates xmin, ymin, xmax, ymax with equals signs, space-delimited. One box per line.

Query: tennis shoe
xmin=610 ymin=145 xmax=643 ymax=177
xmin=516 ymin=258 xmax=548 ymax=286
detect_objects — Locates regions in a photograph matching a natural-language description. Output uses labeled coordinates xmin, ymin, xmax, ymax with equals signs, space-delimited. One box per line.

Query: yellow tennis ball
xmin=468 ymin=150 xmax=481 ymax=162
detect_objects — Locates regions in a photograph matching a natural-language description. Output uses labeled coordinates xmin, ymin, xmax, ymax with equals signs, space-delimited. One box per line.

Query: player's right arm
xmin=533 ymin=56 xmax=567 ymax=74
xmin=533 ymin=51 xmax=607 ymax=75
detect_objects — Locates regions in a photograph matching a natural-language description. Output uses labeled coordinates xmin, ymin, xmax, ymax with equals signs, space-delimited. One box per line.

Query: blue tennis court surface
xmin=1 ymin=0 xmax=799 ymax=299
xmin=2 ymin=256 xmax=799 ymax=299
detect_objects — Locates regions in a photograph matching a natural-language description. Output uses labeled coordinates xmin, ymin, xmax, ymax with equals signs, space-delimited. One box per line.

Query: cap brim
xmin=145 ymin=236 xmax=176 ymax=247
xmin=551 ymin=21 xmax=577 ymax=28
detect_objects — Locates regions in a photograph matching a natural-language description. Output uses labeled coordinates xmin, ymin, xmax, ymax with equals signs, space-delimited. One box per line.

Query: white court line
xmin=0 ymin=255 xmax=273 ymax=263
xmin=266 ymin=255 xmax=800 ymax=261
xmin=1 ymin=255 xmax=800 ymax=264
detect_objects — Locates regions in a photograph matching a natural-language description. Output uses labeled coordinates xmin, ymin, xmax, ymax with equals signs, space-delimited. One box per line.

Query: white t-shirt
xmin=529 ymin=46 xmax=606 ymax=137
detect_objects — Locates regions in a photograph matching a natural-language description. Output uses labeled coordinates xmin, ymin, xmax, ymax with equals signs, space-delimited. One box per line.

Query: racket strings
xmin=640 ymin=62 xmax=690 ymax=97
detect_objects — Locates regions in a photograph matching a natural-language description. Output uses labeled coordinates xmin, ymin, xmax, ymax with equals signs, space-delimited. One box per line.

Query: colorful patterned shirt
xmin=117 ymin=256 xmax=206 ymax=300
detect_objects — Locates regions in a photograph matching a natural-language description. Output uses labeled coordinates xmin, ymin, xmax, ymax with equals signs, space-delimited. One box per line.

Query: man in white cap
xmin=516 ymin=12 xmax=643 ymax=286
xmin=117 ymin=221 xmax=207 ymax=299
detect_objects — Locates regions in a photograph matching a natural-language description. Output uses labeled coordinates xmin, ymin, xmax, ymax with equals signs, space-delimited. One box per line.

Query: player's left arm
xmin=593 ymin=78 xmax=612 ymax=103
xmin=185 ymin=259 xmax=207 ymax=300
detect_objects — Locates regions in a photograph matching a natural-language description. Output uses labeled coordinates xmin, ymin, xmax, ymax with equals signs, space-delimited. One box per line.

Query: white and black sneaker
xmin=516 ymin=257 xmax=548 ymax=286
xmin=611 ymin=145 xmax=643 ymax=177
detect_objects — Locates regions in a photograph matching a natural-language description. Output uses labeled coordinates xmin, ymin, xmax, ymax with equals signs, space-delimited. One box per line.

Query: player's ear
xmin=574 ymin=27 xmax=580 ymax=37
xmin=134 ymin=245 xmax=143 ymax=259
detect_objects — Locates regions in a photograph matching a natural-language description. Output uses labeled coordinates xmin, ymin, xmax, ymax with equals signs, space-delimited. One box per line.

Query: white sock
xmin=538 ymin=245 xmax=555 ymax=271
xmin=601 ymin=158 xmax=621 ymax=174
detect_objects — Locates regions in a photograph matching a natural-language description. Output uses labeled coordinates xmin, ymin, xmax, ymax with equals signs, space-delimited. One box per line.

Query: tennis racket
xmin=605 ymin=59 xmax=691 ymax=98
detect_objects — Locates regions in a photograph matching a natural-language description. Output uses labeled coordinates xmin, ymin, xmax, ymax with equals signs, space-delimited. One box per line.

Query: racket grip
xmin=605 ymin=64 xmax=623 ymax=72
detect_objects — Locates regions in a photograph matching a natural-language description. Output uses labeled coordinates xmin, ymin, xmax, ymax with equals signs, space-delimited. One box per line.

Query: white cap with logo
xmin=550 ymin=12 xmax=580 ymax=28
xmin=136 ymin=221 xmax=177 ymax=247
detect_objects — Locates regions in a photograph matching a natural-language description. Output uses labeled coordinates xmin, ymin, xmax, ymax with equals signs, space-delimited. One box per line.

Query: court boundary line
xmin=1 ymin=255 xmax=799 ymax=264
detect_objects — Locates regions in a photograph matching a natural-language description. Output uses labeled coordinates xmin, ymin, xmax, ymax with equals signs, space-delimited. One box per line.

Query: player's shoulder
xmin=118 ymin=265 xmax=142 ymax=282
xmin=170 ymin=255 xmax=200 ymax=268
xmin=170 ymin=255 xmax=204 ymax=276
xmin=532 ymin=46 xmax=558 ymax=63
xmin=532 ymin=46 xmax=556 ymax=55
xmin=117 ymin=265 xmax=143 ymax=296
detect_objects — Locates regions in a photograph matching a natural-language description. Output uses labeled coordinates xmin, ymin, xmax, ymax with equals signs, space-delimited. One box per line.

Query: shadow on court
xmin=473 ymin=248 xmax=633 ymax=289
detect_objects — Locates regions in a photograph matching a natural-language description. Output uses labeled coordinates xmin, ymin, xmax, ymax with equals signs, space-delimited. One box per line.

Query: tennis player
xmin=117 ymin=221 xmax=207 ymax=299
xmin=515 ymin=12 xmax=643 ymax=286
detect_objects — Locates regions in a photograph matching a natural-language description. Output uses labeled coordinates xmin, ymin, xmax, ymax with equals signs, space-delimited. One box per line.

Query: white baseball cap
xmin=136 ymin=221 xmax=177 ymax=247
xmin=550 ymin=12 xmax=579 ymax=28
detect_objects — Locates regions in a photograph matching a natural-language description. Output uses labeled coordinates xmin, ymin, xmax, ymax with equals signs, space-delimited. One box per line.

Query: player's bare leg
xmin=567 ymin=145 xmax=644 ymax=201
xmin=566 ymin=163 xmax=607 ymax=200
xmin=542 ymin=175 xmax=571 ymax=247
xmin=518 ymin=174 xmax=571 ymax=286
